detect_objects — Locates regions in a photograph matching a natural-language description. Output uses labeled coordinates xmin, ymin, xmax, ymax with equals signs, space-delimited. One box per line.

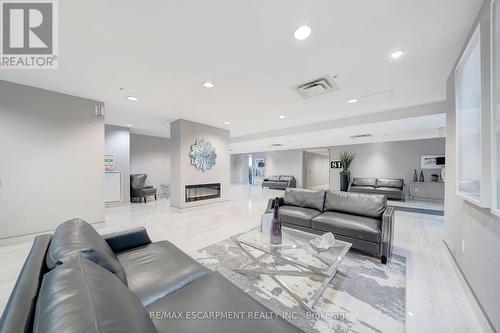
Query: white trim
xmin=491 ymin=0 xmax=500 ymax=217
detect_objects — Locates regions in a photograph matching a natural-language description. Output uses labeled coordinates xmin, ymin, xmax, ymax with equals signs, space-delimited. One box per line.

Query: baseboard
xmin=443 ymin=240 xmax=497 ymax=333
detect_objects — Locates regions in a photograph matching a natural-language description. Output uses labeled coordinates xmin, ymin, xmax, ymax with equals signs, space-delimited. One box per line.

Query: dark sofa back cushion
xmin=324 ymin=190 xmax=386 ymax=219
xmin=33 ymin=257 xmax=156 ymax=333
xmin=352 ymin=178 xmax=376 ymax=187
xmin=0 ymin=234 xmax=52 ymax=333
xmin=283 ymin=188 xmax=325 ymax=212
xmin=46 ymin=218 xmax=127 ymax=285
xmin=376 ymin=178 xmax=403 ymax=189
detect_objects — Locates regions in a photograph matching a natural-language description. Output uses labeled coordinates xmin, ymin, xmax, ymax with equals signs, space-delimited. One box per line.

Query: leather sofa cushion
xmin=279 ymin=175 xmax=294 ymax=181
xmin=33 ymin=257 xmax=156 ymax=333
xmin=351 ymin=178 xmax=376 ymax=187
xmin=267 ymin=175 xmax=280 ymax=181
xmin=375 ymin=186 xmax=403 ymax=194
xmin=147 ymin=271 xmax=303 ymax=333
xmin=283 ymin=188 xmax=325 ymax=212
xmin=279 ymin=206 xmax=321 ymax=228
xmin=312 ymin=212 xmax=381 ymax=243
xmin=376 ymin=178 xmax=403 ymax=188
xmin=46 ymin=218 xmax=127 ymax=285
xmin=324 ymin=190 xmax=386 ymax=219
xmin=349 ymin=185 xmax=375 ymax=192
xmin=117 ymin=241 xmax=210 ymax=306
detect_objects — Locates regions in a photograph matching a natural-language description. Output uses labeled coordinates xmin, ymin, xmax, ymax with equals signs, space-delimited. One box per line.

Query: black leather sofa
xmin=267 ymin=188 xmax=395 ymax=264
xmin=0 ymin=219 xmax=302 ymax=333
xmin=349 ymin=177 xmax=405 ymax=201
xmin=261 ymin=175 xmax=297 ymax=190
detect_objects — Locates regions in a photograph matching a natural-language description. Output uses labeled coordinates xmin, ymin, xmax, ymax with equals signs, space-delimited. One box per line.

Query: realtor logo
xmin=1 ymin=0 xmax=58 ymax=69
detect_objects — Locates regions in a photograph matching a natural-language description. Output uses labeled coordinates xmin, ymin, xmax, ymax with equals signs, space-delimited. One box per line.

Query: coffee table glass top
xmin=231 ymin=227 xmax=351 ymax=312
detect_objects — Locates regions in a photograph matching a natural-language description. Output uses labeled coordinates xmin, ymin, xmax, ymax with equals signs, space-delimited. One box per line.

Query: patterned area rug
xmin=195 ymin=237 xmax=406 ymax=333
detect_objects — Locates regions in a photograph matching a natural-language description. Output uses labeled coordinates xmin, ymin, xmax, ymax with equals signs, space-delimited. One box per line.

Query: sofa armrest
xmin=103 ymin=227 xmax=152 ymax=253
xmin=381 ymin=206 xmax=395 ymax=260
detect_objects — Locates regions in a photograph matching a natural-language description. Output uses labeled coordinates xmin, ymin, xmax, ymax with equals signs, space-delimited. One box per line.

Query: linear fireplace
xmin=185 ymin=183 xmax=221 ymax=202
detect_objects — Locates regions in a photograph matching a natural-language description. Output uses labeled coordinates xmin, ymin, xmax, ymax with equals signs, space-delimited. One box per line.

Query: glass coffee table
xmin=231 ymin=227 xmax=351 ymax=313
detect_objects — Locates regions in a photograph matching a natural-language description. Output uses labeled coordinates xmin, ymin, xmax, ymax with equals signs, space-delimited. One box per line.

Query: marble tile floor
xmin=0 ymin=185 xmax=485 ymax=332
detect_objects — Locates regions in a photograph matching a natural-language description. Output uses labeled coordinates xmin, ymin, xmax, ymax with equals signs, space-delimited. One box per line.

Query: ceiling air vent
xmin=270 ymin=143 xmax=284 ymax=147
xmin=350 ymin=134 xmax=372 ymax=139
xmin=293 ymin=74 xmax=340 ymax=98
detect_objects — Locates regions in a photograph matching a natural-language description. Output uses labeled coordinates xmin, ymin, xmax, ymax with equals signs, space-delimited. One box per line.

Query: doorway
xmin=303 ymin=149 xmax=330 ymax=189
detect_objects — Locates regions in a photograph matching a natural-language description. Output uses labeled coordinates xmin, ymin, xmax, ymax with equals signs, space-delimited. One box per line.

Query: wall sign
xmin=104 ymin=153 xmax=114 ymax=170
xmin=330 ymin=161 xmax=342 ymax=169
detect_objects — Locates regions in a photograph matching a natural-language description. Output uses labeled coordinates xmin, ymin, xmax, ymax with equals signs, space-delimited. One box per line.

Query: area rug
xmin=195 ymin=237 xmax=406 ymax=333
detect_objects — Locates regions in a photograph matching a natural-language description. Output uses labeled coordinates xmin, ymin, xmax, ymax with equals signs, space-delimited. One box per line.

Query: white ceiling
xmin=0 ymin=0 xmax=481 ymax=140
xmin=230 ymin=113 xmax=446 ymax=154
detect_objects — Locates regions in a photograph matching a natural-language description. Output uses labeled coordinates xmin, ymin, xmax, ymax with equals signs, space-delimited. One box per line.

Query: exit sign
xmin=330 ymin=161 xmax=342 ymax=169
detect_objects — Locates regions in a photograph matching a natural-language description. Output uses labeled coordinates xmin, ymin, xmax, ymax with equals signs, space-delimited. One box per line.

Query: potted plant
xmin=339 ymin=151 xmax=356 ymax=192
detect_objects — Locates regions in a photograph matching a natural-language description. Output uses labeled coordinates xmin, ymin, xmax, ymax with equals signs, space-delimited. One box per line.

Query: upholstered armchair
xmin=130 ymin=174 xmax=157 ymax=203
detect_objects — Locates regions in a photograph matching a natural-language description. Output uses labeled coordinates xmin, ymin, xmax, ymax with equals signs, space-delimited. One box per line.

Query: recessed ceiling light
xmin=203 ymin=81 xmax=215 ymax=88
xmin=294 ymin=26 xmax=311 ymax=40
xmin=223 ymin=121 xmax=230 ymax=125
xmin=348 ymin=99 xmax=358 ymax=104
xmin=279 ymin=115 xmax=286 ymax=119
xmin=127 ymin=96 xmax=139 ymax=101
xmin=126 ymin=124 xmax=132 ymax=127
xmin=390 ymin=50 xmax=404 ymax=59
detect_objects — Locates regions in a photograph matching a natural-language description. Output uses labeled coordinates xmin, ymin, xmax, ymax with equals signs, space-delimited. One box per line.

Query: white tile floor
xmin=0 ymin=185 xmax=485 ymax=332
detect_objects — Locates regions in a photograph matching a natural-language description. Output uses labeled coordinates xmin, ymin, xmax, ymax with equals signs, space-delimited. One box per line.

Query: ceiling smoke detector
xmin=350 ymin=134 xmax=373 ymax=139
xmin=292 ymin=75 xmax=339 ymax=98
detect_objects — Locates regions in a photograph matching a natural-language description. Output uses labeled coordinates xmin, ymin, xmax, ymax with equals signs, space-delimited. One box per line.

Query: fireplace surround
xmin=185 ymin=183 xmax=221 ymax=202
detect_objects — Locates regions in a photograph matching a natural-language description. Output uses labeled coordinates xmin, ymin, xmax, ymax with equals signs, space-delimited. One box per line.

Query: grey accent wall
xmin=104 ymin=125 xmax=130 ymax=202
xmin=305 ymin=152 xmax=330 ymax=188
xmin=0 ymin=80 xmax=104 ymax=238
xmin=230 ymin=154 xmax=248 ymax=184
xmin=329 ymin=138 xmax=445 ymax=191
xmin=170 ymin=119 xmax=230 ymax=208
xmin=444 ymin=1 xmax=500 ymax=331
xmin=130 ymin=133 xmax=170 ymax=190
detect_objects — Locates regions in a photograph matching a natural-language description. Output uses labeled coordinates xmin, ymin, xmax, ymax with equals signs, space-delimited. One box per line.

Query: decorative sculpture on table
xmin=189 ymin=139 xmax=217 ymax=171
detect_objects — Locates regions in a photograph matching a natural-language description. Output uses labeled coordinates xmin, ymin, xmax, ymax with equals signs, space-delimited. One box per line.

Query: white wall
xmin=130 ymin=133 xmax=170 ymax=190
xmin=329 ymin=138 xmax=445 ymax=191
xmin=444 ymin=1 xmax=500 ymax=331
xmin=305 ymin=152 xmax=329 ymax=187
xmin=105 ymin=125 xmax=130 ymax=202
xmin=0 ymin=80 xmax=104 ymax=238
xmin=170 ymin=119 xmax=230 ymax=208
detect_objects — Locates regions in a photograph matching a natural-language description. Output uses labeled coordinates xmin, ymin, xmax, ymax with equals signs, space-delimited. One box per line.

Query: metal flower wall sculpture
xmin=189 ymin=139 xmax=217 ymax=171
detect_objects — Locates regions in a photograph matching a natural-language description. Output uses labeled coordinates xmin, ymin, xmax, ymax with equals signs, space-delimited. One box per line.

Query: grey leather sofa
xmin=262 ymin=175 xmax=297 ymax=190
xmin=349 ymin=177 xmax=405 ymax=201
xmin=267 ymin=188 xmax=395 ymax=264
xmin=0 ymin=219 xmax=302 ymax=333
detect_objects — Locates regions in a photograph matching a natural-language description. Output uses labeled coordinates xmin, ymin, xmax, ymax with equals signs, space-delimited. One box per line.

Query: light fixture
xmin=126 ymin=124 xmax=133 ymax=127
xmin=390 ymin=50 xmax=404 ymax=59
xmin=223 ymin=121 xmax=230 ymax=125
xmin=279 ymin=115 xmax=286 ymax=119
xmin=127 ymin=96 xmax=139 ymax=101
xmin=348 ymin=99 xmax=358 ymax=104
xmin=203 ymin=81 xmax=215 ymax=88
xmin=294 ymin=26 xmax=311 ymax=40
